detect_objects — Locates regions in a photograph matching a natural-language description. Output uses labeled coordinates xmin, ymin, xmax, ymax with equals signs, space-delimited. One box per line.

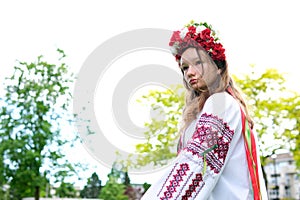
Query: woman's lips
xmin=189 ymin=79 xmax=197 ymax=84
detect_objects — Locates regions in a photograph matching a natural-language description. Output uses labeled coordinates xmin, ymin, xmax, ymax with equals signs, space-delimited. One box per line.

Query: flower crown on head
xmin=169 ymin=20 xmax=226 ymax=64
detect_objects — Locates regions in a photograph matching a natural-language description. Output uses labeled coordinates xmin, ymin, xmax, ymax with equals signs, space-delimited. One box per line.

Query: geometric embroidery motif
xmin=186 ymin=113 xmax=234 ymax=174
xmin=160 ymin=163 xmax=190 ymax=200
xmin=182 ymin=173 xmax=204 ymax=199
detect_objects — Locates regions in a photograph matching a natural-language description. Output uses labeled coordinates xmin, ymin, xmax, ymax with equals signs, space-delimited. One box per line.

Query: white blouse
xmin=141 ymin=92 xmax=268 ymax=200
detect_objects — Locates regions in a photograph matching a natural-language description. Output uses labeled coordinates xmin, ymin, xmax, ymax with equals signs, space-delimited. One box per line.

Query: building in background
xmin=264 ymin=152 xmax=300 ymax=200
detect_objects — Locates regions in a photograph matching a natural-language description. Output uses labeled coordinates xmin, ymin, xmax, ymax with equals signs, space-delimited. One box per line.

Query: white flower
xmin=170 ymin=47 xmax=177 ymax=55
xmin=170 ymin=42 xmax=179 ymax=55
xmin=196 ymin=25 xmax=207 ymax=33
xmin=180 ymin=28 xmax=188 ymax=39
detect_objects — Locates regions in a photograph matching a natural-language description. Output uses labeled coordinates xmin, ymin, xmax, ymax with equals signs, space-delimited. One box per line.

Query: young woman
xmin=141 ymin=21 xmax=268 ymax=199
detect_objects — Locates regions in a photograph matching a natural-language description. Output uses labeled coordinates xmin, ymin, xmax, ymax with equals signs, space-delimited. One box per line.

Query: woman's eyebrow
xmin=188 ymin=57 xmax=202 ymax=64
xmin=181 ymin=55 xmax=201 ymax=64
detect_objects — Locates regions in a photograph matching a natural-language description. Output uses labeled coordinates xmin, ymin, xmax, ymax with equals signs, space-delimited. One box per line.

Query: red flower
xmin=188 ymin=26 xmax=196 ymax=34
xmin=169 ymin=31 xmax=181 ymax=46
xmin=169 ymin=21 xmax=226 ymax=63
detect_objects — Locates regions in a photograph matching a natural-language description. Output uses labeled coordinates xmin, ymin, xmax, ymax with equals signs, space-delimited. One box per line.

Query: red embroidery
xmin=160 ymin=113 xmax=234 ymax=199
xmin=182 ymin=173 xmax=204 ymax=199
xmin=186 ymin=113 xmax=234 ymax=174
xmin=160 ymin=163 xmax=190 ymax=200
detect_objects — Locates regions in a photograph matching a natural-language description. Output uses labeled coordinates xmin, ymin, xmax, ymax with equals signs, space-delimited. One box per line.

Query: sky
xmin=1 ymin=0 xmax=300 ymax=189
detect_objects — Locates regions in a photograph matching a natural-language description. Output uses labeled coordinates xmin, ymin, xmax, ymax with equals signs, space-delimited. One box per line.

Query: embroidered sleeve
xmin=142 ymin=93 xmax=241 ymax=200
xmin=185 ymin=113 xmax=234 ymax=174
xmin=157 ymin=114 xmax=234 ymax=199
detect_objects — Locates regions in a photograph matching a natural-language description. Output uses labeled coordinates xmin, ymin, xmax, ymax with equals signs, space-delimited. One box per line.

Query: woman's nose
xmin=187 ymin=65 xmax=196 ymax=76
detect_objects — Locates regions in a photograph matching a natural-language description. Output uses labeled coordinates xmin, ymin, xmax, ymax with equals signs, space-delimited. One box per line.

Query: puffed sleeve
xmin=141 ymin=92 xmax=243 ymax=200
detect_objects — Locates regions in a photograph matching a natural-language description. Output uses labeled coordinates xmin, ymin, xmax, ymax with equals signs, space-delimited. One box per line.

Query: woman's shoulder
xmin=201 ymin=91 xmax=241 ymax=117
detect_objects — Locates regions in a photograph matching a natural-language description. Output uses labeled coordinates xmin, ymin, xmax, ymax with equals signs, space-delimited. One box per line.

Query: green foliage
xmin=0 ymin=49 xmax=78 ymax=199
xmin=123 ymin=171 xmax=131 ymax=186
xmin=99 ymin=180 xmax=128 ymax=200
xmin=98 ymin=161 xmax=146 ymax=199
xmin=142 ymin=182 xmax=151 ymax=193
xmin=233 ymin=67 xmax=300 ymax=168
xmin=126 ymin=85 xmax=185 ymax=169
xmin=55 ymin=182 xmax=77 ymax=198
xmin=80 ymin=172 xmax=102 ymax=198
xmin=130 ymin=66 xmax=300 ymax=170
xmin=0 ymin=185 xmax=10 ymax=200
xmin=99 ymin=164 xmax=128 ymax=200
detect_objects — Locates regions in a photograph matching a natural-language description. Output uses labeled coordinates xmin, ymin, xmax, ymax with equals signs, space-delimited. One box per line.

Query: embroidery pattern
xmin=186 ymin=113 xmax=234 ymax=174
xmin=182 ymin=173 xmax=204 ymax=199
xmin=158 ymin=163 xmax=179 ymax=197
xmin=160 ymin=163 xmax=190 ymax=200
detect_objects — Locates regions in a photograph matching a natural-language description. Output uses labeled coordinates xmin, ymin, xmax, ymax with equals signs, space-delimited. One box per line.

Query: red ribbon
xmin=227 ymin=87 xmax=261 ymax=199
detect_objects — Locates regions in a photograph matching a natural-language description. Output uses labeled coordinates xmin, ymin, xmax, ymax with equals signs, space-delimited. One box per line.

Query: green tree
xmin=80 ymin=172 xmax=102 ymax=198
xmin=99 ymin=163 xmax=128 ymax=200
xmin=0 ymin=184 xmax=10 ymax=200
xmin=233 ymin=67 xmax=300 ymax=168
xmin=129 ymin=67 xmax=300 ymax=170
xmin=55 ymin=182 xmax=77 ymax=198
xmin=123 ymin=171 xmax=130 ymax=186
xmin=99 ymin=180 xmax=128 ymax=200
xmin=0 ymin=49 xmax=78 ymax=200
xmin=142 ymin=182 xmax=151 ymax=194
xmin=127 ymin=85 xmax=185 ymax=169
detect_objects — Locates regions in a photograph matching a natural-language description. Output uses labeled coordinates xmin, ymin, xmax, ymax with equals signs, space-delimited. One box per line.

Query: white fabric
xmin=141 ymin=92 xmax=268 ymax=200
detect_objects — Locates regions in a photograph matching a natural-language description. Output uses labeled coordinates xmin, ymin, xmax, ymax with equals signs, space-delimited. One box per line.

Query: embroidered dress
xmin=141 ymin=92 xmax=268 ymax=200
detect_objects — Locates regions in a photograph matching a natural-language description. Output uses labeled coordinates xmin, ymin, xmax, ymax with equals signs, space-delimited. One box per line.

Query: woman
xmin=141 ymin=21 xmax=268 ymax=199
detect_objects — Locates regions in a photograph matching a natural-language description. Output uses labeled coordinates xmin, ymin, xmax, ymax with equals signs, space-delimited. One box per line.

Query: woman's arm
xmin=142 ymin=93 xmax=243 ymax=199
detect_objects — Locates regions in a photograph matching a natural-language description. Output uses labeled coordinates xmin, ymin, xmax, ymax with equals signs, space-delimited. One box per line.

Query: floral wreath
xmin=169 ymin=20 xmax=226 ymax=64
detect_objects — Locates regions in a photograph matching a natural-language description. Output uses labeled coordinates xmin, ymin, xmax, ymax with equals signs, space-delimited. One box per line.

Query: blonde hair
xmin=180 ymin=48 xmax=253 ymax=135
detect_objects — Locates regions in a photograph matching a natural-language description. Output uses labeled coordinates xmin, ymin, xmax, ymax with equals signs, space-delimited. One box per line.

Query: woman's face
xmin=180 ymin=48 xmax=220 ymax=91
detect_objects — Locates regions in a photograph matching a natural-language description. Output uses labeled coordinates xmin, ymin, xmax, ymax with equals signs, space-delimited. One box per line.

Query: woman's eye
xmin=195 ymin=60 xmax=202 ymax=65
xmin=182 ymin=66 xmax=188 ymax=71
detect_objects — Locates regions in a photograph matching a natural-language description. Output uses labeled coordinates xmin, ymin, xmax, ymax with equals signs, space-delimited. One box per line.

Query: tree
xmin=128 ymin=67 xmax=300 ymax=170
xmin=99 ymin=163 xmax=128 ymax=200
xmin=142 ymin=182 xmax=151 ymax=194
xmin=55 ymin=182 xmax=77 ymax=198
xmin=99 ymin=180 xmax=128 ymax=200
xmin=0 ymin=49 xmax=78 ymax=200
xmin=80 ymin=172 xmax=102 ymax=198
xmin=127 ymin=85 xmax=185 ymax=169
xmin=232 ymin=67 xmax=300 ymax=168
xmin=123 ymin=171 xmax=130 ymax=186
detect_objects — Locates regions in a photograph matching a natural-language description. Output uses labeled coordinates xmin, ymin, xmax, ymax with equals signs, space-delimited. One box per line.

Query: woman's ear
xmin=217 ymin=68 xmax=222 ymax=75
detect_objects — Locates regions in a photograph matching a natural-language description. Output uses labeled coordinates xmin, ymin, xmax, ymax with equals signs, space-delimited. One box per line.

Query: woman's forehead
xmin=181 ymin=48 xmax=208 ymax=63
